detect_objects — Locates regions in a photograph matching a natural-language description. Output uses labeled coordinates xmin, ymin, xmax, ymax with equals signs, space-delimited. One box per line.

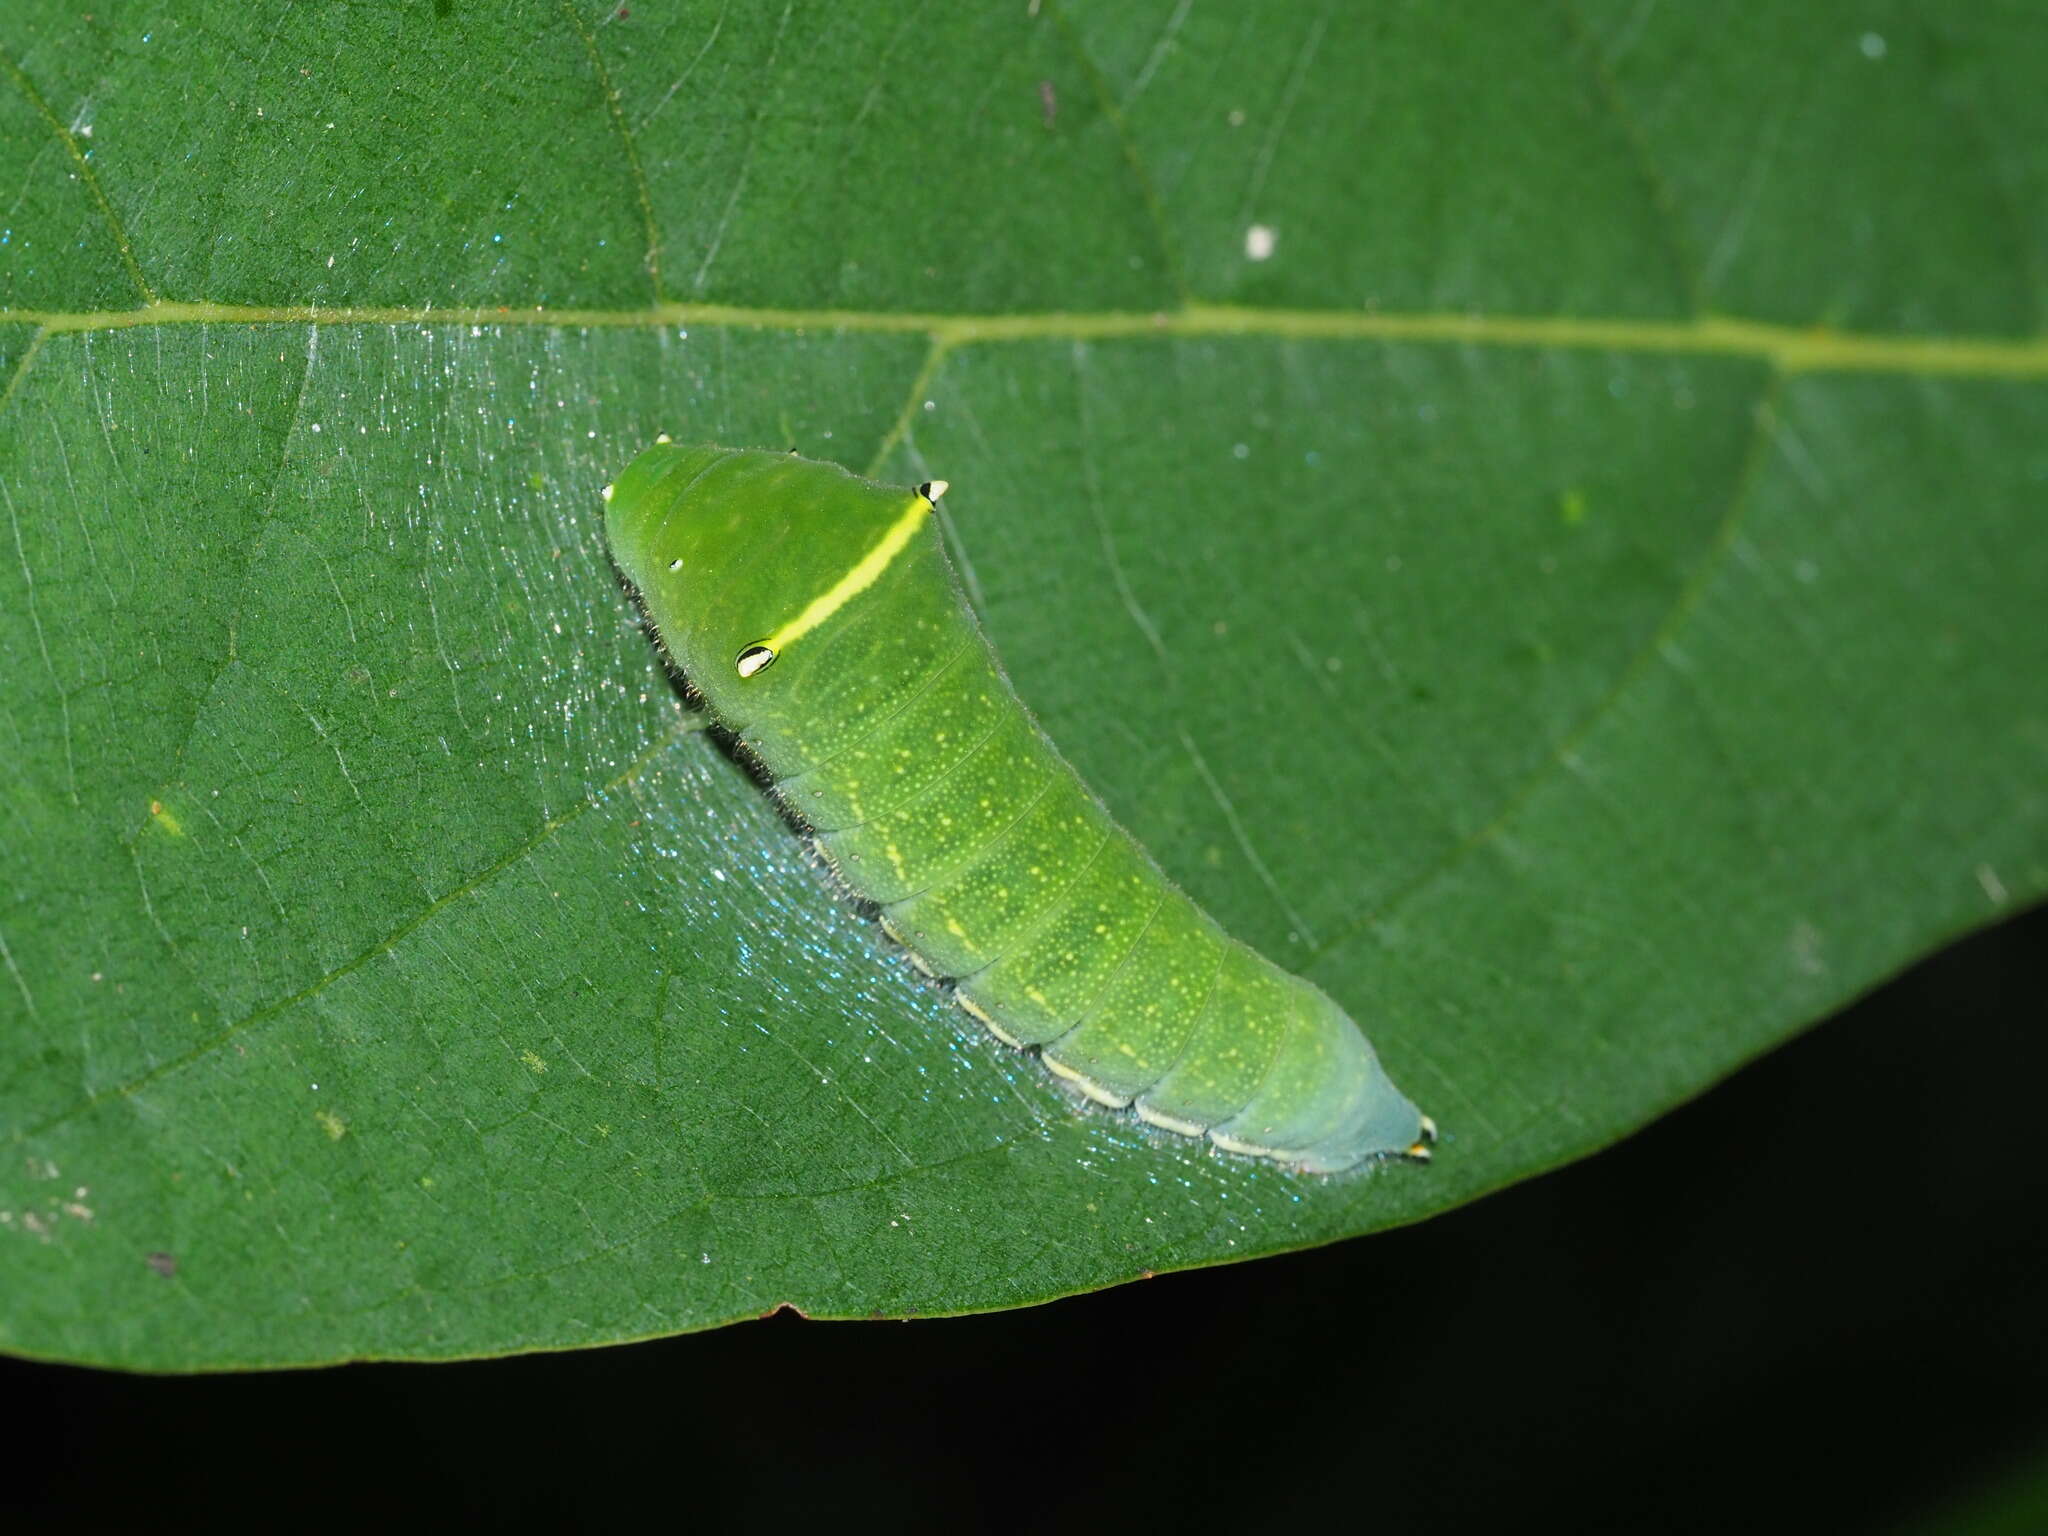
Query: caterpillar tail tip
xmin=1405 ymin=1114 xmax=1438 ymax=1162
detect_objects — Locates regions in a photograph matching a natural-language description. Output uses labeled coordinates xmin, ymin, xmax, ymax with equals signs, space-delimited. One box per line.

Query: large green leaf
xmin=2 ymin=1 xmax=2043 ymax=1371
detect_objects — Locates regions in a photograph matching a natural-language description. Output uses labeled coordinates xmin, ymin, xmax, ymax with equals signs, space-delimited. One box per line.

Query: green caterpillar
xmin=604 ymin=442 xmax=1433 ymax=1174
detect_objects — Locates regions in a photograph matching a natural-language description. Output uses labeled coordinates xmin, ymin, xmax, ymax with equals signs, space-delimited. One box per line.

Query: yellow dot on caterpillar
xmin=735 ymin=643 xmax=777 ymax=678
xmin=599 ymin=483 xmax=614 ymax=502
xmin=655 ymin=432 xmax=672 ymax=444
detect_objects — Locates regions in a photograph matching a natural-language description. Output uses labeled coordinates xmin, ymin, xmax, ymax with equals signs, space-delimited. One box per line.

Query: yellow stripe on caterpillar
xmin=764 ymin=491 xmax=935 ymax=656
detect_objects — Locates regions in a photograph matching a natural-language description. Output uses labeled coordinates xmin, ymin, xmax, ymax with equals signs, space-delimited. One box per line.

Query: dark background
xmin=12 ymin=903 xmax=2045 ymax=1534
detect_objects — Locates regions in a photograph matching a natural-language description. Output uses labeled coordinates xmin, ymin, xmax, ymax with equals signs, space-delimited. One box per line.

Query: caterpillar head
xmin=604 ymin=442 xmax=944 ymax=729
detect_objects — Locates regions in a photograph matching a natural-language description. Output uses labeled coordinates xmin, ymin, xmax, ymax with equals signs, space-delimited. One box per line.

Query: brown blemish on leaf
xmin=146 ymin=1251 xmax=177 ymax=1278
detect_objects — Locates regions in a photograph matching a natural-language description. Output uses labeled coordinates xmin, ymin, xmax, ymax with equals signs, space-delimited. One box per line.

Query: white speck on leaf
xmin=1977 ymin=865 xmax=2010 ymax=905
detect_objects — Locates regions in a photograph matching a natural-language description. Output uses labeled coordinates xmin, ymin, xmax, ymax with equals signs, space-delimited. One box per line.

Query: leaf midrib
xmin=2 ymin=302 xmax=2044 ymax=380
